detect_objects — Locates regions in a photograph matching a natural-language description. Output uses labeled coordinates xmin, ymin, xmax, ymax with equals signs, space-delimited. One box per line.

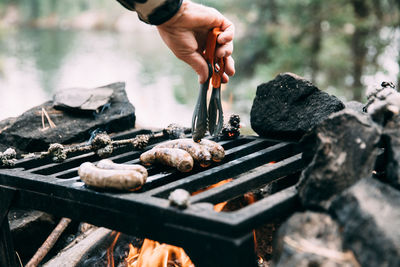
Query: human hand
xmin=156 ymin=0 xmax=235 ymax=84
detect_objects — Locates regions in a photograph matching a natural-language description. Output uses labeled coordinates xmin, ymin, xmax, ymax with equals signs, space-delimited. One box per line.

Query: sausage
xmin=78 ymin=162 xmax=146 ymax=190
xmin=139 ymin=149 xmax=157 ymax=166
xmin=97 ymin=159 xmax=148 ymax=177
xmin=140 ymin=148 xmax=193 ymax=172
xmin=155 ymin=139 xmax=212 ymax=167
xmin=198 ymin=139 xmax=225 ymax=162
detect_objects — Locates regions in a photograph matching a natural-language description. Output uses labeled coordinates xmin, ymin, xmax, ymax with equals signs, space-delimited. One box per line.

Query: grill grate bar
xmin=190 ymin=153 xmax=304 ymax=204
xmin=231 ymin=186 xmax=299 ymax=229
xmin=147 ymin=141 xmax=296 ymax=198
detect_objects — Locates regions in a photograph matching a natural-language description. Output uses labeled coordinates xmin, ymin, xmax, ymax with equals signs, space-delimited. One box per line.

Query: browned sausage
xmin=139 ymin=149 xmax=157 ymax=166
xmin=155 ymin=139 xmax=212 ymax=167
xmin=97 ymin=159 xmax=148 ymax=177
xmin=140 ymin=148 xmax=193 ymax=172
xmin=78 ymin=162 xmax=146 ymax=190
xmin=198 ymin=139 xmax=225 ymax=162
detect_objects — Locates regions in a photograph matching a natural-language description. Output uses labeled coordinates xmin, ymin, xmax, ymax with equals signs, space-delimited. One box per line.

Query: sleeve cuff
xmin=145 ymin=0 xmax=183 ymax=25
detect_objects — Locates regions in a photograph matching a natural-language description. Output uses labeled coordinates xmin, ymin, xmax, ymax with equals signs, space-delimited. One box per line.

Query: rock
xmin=345 ymin=101 xmax=365 ymax=114
xmin=53 ymin=87 xmax=114 ymax=113
xmin=381 ymin=116 xmax=400 ymax=189
xmin=330 ymin=177 xmax=400 ymax=267
xmin=297 ymin=109 xmax=381 ymax=210
xmin=273 ymin=211 xmax=358 ymax=267
xmin=250 ymin=73 xmax=345 ymax=141
xmin=0 ymin=82 xmax=135 ymax=153
xmin=364 ymin=81 xmax=400 ymax=125
xmin=9 ymin=210 xmax=56 ymax=264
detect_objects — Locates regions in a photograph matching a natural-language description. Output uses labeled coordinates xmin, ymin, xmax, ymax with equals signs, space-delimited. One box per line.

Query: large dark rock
xmin=297 ymin=109 xmax=381 ymax=210
xmin=330 ymin=177 xmax=400 ymax=267
xmin=0 ymin=82 xmax=135 ymax=153
xmin=250 ymin=73 xmax=345 ymax=141
xmin=273 ymin=211 xmax=357 ymax=267
xmin=381 ymin=116 xmax=400 ymax=189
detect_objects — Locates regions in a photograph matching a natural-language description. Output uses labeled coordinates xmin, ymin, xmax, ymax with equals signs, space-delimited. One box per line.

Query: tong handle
xmin=204 ymin=28 xmax=225 ymax=89
xmin=205 ymin=28 xmax=225 ymax=136
xmin=192 ymin=64 xmax=212 ymax=142
xmin=208 ymin=86 xmax=224 ymax=136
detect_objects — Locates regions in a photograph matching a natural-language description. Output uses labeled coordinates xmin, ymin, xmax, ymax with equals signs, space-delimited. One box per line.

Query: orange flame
xmin=191 ymin=178 xmax=233 ymax=196
xmin=107 ymin=231 xmax=121 ymax=267
xmin=125 ymin=239 xmax=194 ymax=267
xmin=213 ymin=201 xmax=228 ymax=212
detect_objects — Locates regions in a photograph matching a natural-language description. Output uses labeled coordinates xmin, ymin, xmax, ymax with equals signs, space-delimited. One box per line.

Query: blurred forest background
xmin=0 ymin=0 xmax=399 ymax=128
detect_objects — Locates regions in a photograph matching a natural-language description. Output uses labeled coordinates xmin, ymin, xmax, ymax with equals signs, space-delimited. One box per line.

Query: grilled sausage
xmin=78 ymin=162 xmax=146 ymax=190
xmin=198 ymin=139 xmax=225 ymax=162
xmin=140 ymin=148 xmax=194 ymax=172
xmin=97 ymin=159 xmax=148 ymax=177
xmin=155 ymin=139 xmax=212 ymax=167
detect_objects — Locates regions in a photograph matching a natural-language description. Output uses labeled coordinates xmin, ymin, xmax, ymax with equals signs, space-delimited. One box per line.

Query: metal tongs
xmin=192 ymin=28 xmax=225 ymax=142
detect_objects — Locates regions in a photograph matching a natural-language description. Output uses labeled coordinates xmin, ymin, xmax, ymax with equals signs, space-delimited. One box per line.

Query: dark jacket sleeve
xmin=116 ymin=0 xmax=183 ymax=25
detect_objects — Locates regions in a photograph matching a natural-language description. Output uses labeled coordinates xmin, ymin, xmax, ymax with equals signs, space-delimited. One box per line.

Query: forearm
xmin=115 ymin=0 xmax=182 ymax=25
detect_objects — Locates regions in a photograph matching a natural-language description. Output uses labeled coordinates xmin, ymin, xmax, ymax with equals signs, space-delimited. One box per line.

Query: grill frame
xmin=0 ymin=129 xmax=305 ymax=267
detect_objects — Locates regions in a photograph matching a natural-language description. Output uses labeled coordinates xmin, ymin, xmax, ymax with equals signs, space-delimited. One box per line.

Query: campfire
xmin=2 ymin=75 xmax=399 ymax=267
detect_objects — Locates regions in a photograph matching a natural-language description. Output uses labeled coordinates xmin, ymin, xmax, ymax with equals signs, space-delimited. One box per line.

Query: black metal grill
xmin=0 ymin=129 xmax=305 ymax=267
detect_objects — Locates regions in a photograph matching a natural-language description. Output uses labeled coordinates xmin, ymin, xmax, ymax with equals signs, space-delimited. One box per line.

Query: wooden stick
xmin=41 ymin=108 xmax=46 ymax=130
xmin=26 ymin=217 xmax=72 ymax=267
xmin=42 ymin=108 xmax=57 ymax=128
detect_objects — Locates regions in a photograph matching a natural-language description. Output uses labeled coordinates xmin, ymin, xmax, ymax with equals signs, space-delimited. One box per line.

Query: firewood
xmin=25 ymin=217 xmax=71 ymax=267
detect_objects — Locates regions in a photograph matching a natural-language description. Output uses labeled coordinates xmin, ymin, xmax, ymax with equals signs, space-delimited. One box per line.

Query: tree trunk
xmin=310 ymin=1 xmax=322 ymax=83
xmin=268 ymin=0 xmax=278 ymax=24
xmin=351 ymin=27 xmax=369 ymax=101
xmin=350 ymin=0 xmax=371 ymax=101
xmin=30 ymin=0 xmax=40 ymax=20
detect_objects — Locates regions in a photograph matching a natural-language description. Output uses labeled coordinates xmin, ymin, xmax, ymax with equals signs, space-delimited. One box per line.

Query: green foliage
xmin=226 ymin=0 xmax=400 ymax=101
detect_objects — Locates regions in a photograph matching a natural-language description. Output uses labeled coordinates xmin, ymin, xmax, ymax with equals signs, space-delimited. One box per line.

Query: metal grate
xmin=0 ymin=129 xmax=306 ymax=267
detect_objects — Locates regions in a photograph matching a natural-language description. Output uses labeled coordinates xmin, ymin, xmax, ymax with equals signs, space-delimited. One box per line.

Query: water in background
xmin=0 ymin=25 xmax=240 ymax=129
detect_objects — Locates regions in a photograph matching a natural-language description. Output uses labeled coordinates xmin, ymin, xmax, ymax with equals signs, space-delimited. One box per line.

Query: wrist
xmin=157 ymin=0 xmax=189 ymax=29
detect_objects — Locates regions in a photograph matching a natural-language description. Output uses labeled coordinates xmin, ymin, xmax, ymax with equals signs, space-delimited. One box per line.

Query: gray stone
xmin=345 ymin=101 xmax=365 ymax=114
xmin=53 ymin=87 xmax=114 ymax=113
xmin=330 ymin=177 xmax=400 ymax=267
xmin=297 ymin=109 xmax=381 ymax=210
xmin=381 ymin=116 xmax=400 ymax=189
xmin=0 ymin=82 xmax=135 ymax=153
xmin=273 ymin=211 xmax=358 ymax=267
xmin=364 ymin=82 xmax=400 ymax=125
xmin=250 ymin=73 xmax=345 ymax=141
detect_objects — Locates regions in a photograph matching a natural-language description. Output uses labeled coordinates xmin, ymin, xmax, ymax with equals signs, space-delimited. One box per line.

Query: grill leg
xmin=0 ymin=186 xmax=17 ymax=267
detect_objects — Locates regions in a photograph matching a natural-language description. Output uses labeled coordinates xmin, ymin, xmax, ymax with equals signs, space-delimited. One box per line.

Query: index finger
xmin=217 ymin=19 xmax=234 ymax=44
